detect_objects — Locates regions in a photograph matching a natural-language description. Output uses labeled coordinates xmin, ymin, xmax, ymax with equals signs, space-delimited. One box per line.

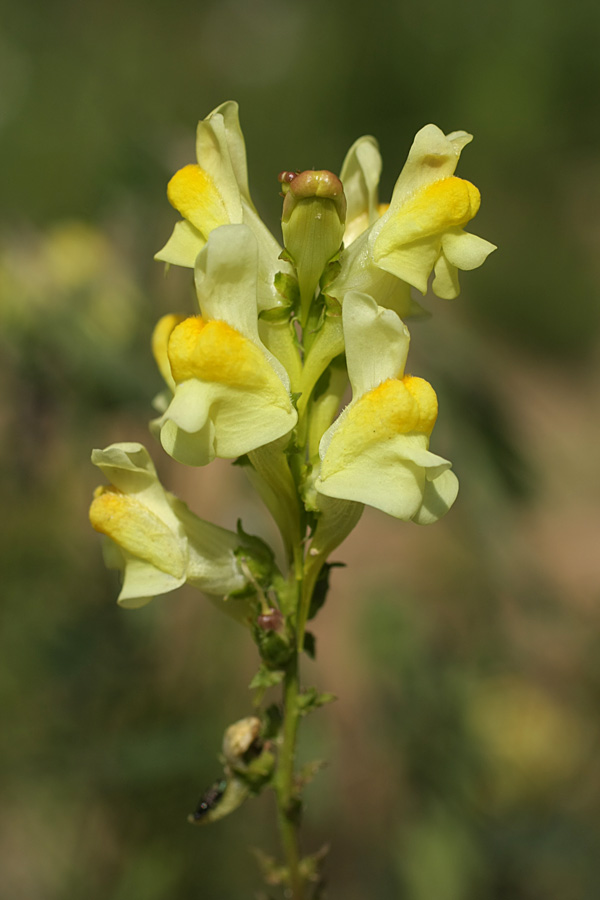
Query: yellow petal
xmin=154 ymin=219 xmax=206 ymax=268
xmin=152 ymin=313 xmax=184 ymax=390
xmin=89 ymin=488 xmax=186 ymax=578
xmin=320 ymin=375 xmax=438 ymax=480
xmin=167 ymin=316 xmax=281 ymax=391
xmin=377 ymin=176 xmax=480 ymax=249
xmin=167 ymin=164 xmax=229 ymax=238
xmin=403 ymin=375 xmax=438 ymax=433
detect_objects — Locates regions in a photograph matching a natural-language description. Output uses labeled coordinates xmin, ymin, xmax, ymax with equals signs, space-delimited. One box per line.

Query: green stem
xmin=275 ymin=545 xmax=306 ymax=899
xmin=276 ymin=655 xmax=303 ymax=898
xmin=295 ymin=576 xmax=316 ymax=655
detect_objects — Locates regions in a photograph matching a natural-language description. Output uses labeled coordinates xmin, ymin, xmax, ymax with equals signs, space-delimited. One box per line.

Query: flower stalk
xmin=276 ymin=651 xmax=304 ymax=898
xmin=89 ymin=101 xmax=495 ymax=898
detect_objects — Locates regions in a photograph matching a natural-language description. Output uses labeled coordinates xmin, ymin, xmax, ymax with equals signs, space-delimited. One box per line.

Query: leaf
xmin=296 ymin=758 xmax=327 ymax=788
xmin=235 ymin=520 xmax=275 ymax=564
xmin=254 ymin=625 xmax=293 ymax=669
xmin=303 ymin=631 xmax=316 ymax=660
xmin=249 ymin=665 xmax=285 ymax=691
xmin=320 ymin=257 xmax=342 ymax=290
xmin=252 ymin=848 xmax=289 ymax=887
xmin=299 ymin=843 xmax=330 ymax=881
xmin=278 ymin=248 xmax=294 ymax=264
xmin=262 ymin=703 xmax=283 ymax=740
xmin=309 ymin=561 xmax=345 ymax=619
xmin=297 ymin=687 xmax=337 ymax=717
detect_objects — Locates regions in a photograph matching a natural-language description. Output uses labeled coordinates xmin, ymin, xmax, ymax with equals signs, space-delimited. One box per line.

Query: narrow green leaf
xmin=249 ymin=665 xmax=285 ymax=691
xmin=297 ymin=687 xmax=337 ymax=717
xmin=303 ymin=631 xmax=316 ymax=659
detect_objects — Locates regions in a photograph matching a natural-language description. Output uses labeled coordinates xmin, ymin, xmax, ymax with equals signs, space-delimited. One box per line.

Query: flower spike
xmin=90 ymin=104 xmax=497 ymax=887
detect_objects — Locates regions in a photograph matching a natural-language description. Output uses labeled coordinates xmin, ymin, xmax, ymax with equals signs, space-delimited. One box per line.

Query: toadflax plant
xmin=89 ymin=101 xmax=495 ymax=898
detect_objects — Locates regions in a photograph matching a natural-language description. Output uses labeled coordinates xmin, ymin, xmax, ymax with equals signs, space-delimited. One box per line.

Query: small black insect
xmin=190 ymin=779 xmax=227 ymax=822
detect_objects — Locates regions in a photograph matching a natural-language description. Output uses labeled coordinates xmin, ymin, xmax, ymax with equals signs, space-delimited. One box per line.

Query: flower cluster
xmin=90 ymin=100 xmax=495 ymax=611
xmin=89 ymin=104 xmax=495 ymax=880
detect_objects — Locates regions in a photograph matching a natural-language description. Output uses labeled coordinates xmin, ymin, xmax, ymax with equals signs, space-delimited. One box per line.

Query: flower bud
xmin=280 ymin=170 xmax=346 ymax=325
xmin=222 ymin=716 xmax=275 ymax=791
xmin=254 ymin=612 xmax=293 ymax=669
xmin=257 ymin=608 xmax=284 ymax=632
xmin=222 ymin=716 xmax=262 ymax=766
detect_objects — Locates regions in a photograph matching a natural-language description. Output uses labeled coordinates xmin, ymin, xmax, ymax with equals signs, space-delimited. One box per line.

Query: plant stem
xmin=276 ymin=654 xmax=303 ymax=898
xmin=274 ymin=545 xmax=306 ymax=899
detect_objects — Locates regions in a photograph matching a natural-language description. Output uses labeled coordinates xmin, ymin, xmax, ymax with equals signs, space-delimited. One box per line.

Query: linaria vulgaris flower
xmin=315 ymin=292 xmax=458 ymax=523
xmin=89 ymin=442 xmax=252 ymax=610
xmin=153 ymin=225 xmax=298 ymax=467
xmin=155 ymin=101 xmax=287 ymax=312
xmin=327 ymin=124 xmax=496 ymax=316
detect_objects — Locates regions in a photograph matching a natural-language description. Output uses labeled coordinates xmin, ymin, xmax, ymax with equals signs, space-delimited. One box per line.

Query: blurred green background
xmin=1 ymin=0 xmax=600 ymax=897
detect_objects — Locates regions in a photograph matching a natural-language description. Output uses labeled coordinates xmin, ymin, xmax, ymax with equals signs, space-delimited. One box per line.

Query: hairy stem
xmin=274 ymin=545 xmax=306 ymax=899
xmin=276 ymin=655 xmax=303 ymax=898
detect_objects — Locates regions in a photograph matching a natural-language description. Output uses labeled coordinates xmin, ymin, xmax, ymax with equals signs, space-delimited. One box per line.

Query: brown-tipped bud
xmin=257 ymin=608 xmax=284 ymax=632
xmin=277 ymin=170 xmax=298 ymax=194
xmin=280 ymin=170 xmax=347 ymax=324
xmin=282 ymin=170 xmax=346 ymax=223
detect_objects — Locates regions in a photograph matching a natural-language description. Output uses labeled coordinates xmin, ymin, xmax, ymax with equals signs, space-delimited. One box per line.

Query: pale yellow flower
xmin=315 ymin=292 xmax=458 ymax=523
xmin=155 ymin=101 xmax=287 ymax=311
xmin=89 ymin=442 xmax=251 ymax=609
xmin=155 ymin=225 xmax=297 ymax=466
xmin=328 ymin=124 xmax=495 ymax=315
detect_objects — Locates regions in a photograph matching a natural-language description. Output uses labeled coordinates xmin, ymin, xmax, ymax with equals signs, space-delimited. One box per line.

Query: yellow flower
xmin=89 ymin=442 xmax=252 ymax=610
xmin=154 ymin=225 xmax=297 ymax=466
xmin=315 ymin=292 xmax=458 ymax=523
xmin=155 ymin=101 xmax=287 ymax=311
xmin=328 ymin=124 xmax=495 ymax=315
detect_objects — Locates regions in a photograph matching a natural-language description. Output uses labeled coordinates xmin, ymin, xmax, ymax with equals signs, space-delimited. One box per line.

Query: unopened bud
xmin=282 ymin=170 xmax=346 ymax=224
xmin=280 ymin=170 xmax=347 ymax=325
xmin=278 ymin=170 xmax=298 ymax=190
xmin=222 ymin=716 xmax=262 ymax=766
xmin=257 ymin=608 xmax=284 ymax=632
